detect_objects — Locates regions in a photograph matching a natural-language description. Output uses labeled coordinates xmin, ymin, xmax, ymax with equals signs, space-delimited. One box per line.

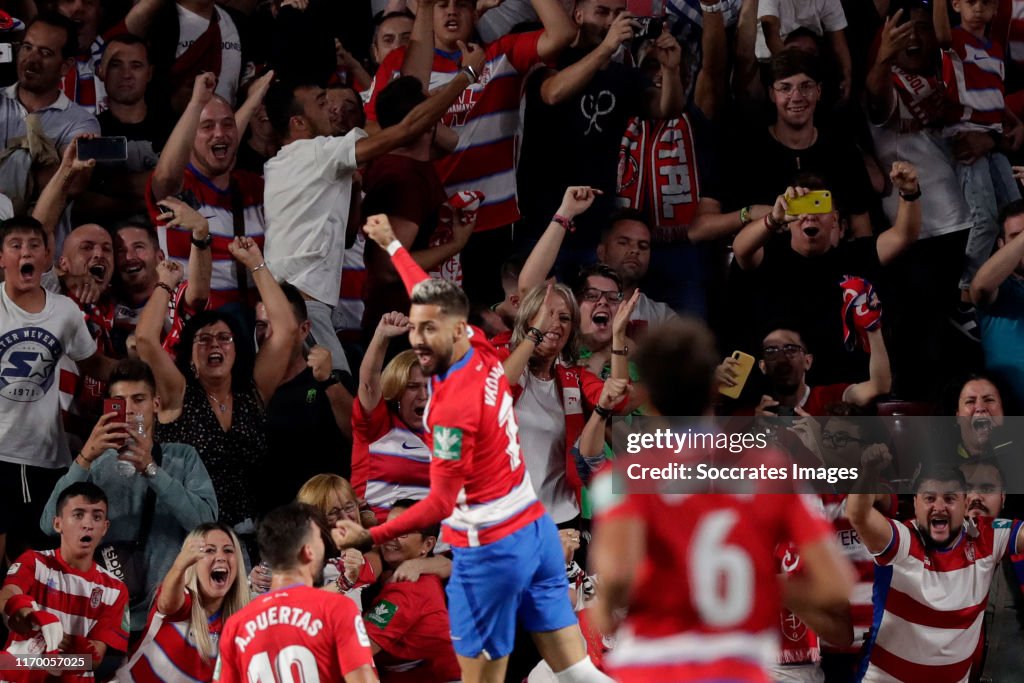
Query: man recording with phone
xmin=39 ymin=358 xmax=217 ymax=642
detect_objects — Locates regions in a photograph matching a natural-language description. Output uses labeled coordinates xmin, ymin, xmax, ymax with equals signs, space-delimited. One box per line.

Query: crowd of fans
xmin=0 ymin=0 xmax=1023 ymax=679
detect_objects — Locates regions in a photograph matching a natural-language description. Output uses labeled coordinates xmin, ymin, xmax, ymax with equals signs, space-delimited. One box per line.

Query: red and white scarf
xmin=617 ymin=115 xmax=700 ymax=230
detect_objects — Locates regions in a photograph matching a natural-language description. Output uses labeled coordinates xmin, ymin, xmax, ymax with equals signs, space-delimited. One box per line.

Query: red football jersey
xmin=422 ymin=327 xmax=545 ymax=547
xmin=593 ymin=474 xmax=831 ymax=683
xmin=215 ymin=585 xmax=375 ymax=683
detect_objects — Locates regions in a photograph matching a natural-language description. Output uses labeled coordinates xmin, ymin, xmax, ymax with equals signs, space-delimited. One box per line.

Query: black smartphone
xmin=77 ymin=136 xmax=128 ymax=162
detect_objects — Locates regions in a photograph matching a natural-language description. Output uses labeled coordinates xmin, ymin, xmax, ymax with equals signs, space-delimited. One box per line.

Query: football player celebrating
xmin=335 ymin=215 xmax=611 ymax=683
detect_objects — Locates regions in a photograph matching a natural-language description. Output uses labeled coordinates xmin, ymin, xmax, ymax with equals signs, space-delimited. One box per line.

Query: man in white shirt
xmin=261 ymin=45 xmax=485 ymax=378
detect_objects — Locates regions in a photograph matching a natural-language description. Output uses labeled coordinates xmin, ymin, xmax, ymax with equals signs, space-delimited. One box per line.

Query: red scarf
xmin=617 ymin=114 xmax=700 ymax=230
xmin=776 ymin=543 xmax=820 ymax=665
xmin=892 ymin=66 xmax=945 ymax=132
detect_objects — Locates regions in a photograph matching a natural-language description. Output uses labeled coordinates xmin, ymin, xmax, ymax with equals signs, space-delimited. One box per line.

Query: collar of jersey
xmin=436 ymin=347 xmax=474 ymax=383
xmin=434 ymin=47 xmax=463 ymax=61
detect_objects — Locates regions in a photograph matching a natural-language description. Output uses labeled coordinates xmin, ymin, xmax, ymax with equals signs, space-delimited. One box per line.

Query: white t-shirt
xmin=630 ymin=292 xmax=679 ymax=330
xmin=264 ymin=130 xmax=367 ymax=305
xmin=870 ymin=90 xmax=972 ymax=240
xmin=176 ymin=4 xmax=242 ymax=105
xmin=517 ymin=373 xmax=578 ymax=524
xmin=0 ymin=287 xmax=96 ymax=468
xmin=755 ymin=0 xmax=848 ymax=60
xmin=0 ymin=193 xmax=12 ymax=220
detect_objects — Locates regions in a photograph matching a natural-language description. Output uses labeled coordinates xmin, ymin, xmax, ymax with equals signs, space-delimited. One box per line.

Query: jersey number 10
xmin=247 ymin=645 xmax=320 ymax=683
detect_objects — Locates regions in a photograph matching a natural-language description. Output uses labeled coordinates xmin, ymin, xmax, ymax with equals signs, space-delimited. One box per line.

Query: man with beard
xmin=148 ymin=72 xmax=268 ymax=310
xmin=215 ymin=503 xmax=378 ymax=683
xmin=848 ymin=462 xmax=1024 ymax=682
xmin=111 ymin=214 xmax=211 ymax=358
xmin=971 ymin=200 xmax=1024 ymax=409
xmin=0 ymin=13 xmax=98 ymax=219
xmin=741 ymin=325 xmax=891 ymax=417
xmin=334 ymin=215 xmax=613 ymax=683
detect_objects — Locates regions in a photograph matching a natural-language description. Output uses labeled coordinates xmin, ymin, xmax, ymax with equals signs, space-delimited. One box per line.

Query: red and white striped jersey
xmin=146 ymin=166 xmax=266 ymax=309
xmin=941 ymin=27 xmax=1006 ymax=134
xmin=351 ymin=399 xmax=431 ymax=524
xmin=819 ymin=493 xmax=897 ymax=653
xmin=364 ymin=33 xmax=545 ymax=232
xmin=423 ymin=328 xmax=544 ymax=547
xmin=119 ymin=588 xmax=222 ymax=683
xmin=592 ymin=482 xmax=831 ymax=683
xmin=862 ymin=516 xmax=1024 ymax=682
xmin=2 ymin=550 xmax=130 ymax=681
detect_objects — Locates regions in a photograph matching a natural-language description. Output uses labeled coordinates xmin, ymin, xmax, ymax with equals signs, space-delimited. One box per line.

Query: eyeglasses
xmin=762 ymin=344 xmax=806 ymax=360
xmin=821 ymin=430 xmax=867 ymax=448
xmin=772 ymin=81 xmax=819 ymax=98
xmin=580 ymin=288 xmax=624 ymax=303
xmin=327 ymin=503 xmax=359 ymax=519
xmin=196 ymin=333 xmax=235 ymax=347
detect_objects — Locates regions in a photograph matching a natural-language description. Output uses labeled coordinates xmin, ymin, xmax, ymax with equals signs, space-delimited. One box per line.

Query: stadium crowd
xmin=0 ymin=0 xmax=1023 ymax=680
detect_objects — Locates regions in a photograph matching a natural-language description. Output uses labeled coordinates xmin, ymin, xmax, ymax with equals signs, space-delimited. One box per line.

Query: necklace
xmin=207 ymin=392 xmax=230 ymax=413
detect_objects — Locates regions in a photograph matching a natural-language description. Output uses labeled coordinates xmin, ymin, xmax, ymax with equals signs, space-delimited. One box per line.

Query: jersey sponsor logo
xmin=781 ymin=610 xmax=808 ymax=642
xmin=433 ymin=426 xmax=463 ymax=461
xmin=367 ymin=600 xmax=398 ymax=629
xmin=6 ymin=562 xmax=20 ymax=575
xmin=401 ymin=441 xmax=421 ymax=450
xmin=993 ymin=519 xmax=1013 ymax=529
xmin=0 ymin=327 xmax=63 ymax=402
xmin=355 ymin=614 xmax=372 ymax=646
xmin=90 ymin=587 xmax=102 ymax=609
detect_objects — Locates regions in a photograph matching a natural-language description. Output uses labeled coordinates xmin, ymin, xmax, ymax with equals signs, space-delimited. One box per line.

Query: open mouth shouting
xmin=19 ymin=261 xmax=36 ymax=278
xmin=211 ymin=143 xmax=230 ymax=161
xmin=206 ymin=351 xmax=225 ymax=368
xmin=802 ymin=226 xmax=820 ymax=238
xmin=444 ymin=18 xmax=460 ymax=33
xmin=88 ymin=262 xmax=108 ymax=283
xmin=79 ymin=534 xmax=95 ymax=547
xmin=591 ymin=311 xmax=610 ymax=332
xmin=210 ymin=567 xmax=231 ymax=588
xmin=928 ymin=513 xmax=950 ymax=536
xmin=972 ymin=417 xmax=993 ymax=438
xmin=121 ymin=260 xmax=145 ymax=280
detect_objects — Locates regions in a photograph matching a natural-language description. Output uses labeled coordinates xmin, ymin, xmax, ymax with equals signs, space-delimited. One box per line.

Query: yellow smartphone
xmin=719 ymin=351 xmax=755 ymax=399
xmin=786 ymin=190 xmax=832 ymax=216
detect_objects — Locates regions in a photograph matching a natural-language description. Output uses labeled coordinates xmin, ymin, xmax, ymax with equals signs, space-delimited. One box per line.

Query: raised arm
xmin=402 ymin=0 xmax=439 ymax=87
xmin=359 ymin=312 xmax=411 ymax=412
xmin=136 ymin=261 xmax=187 ymax=417
xmin=693 ymin=0 xmax=728 ymax=120
xmin=151 ymin=73 xmax=217 ymax=201
xmin=876 ymin=162 xmax=921 ymax=265
xmin=933 ymin=0 xmax=952 ymax=48
xmin=123 ymin=0 xmax=169 ymax=37
xmin=355 ymin=42 xmax=485 ymax=165
xmin=156 ymin=540 xmax=204 ymax=616
xmin=540 ymin=14 xmax=630 ymax=106
xmin=234 ymin=70 xmax=274 ymax=138
xmin=732 ymin=0 xmax=764 ymax=105
xmin=501 ymin=284 xmax=552 ymax=383
xmin=32 ymin=136 xmax=95 ymax=258
xmin=846 ymin=447 xmax=896 ymax=554
xmin=971 ymin=220 xmax=1024 ymax=306
xmin=155 ymin=197 xmax=212 ymax=309
xmin=642 ymin=23 xmax=684 ymax=119
xmin=533 ymin=0 xmax=576 ymax=62
xmin=844 ymin=328 xmax=892 ymax=406
xmin=866 ymin=11 xmax=910 ymax=124
xmin=610 ymin=288 xmax=637 ymax=381
xmin=829 ymin=29 xmax=853 ymax=105
xmin=228 ymin=238 xmax=298 ymax=405
xmin=519 ymin=186 xmax=601 ymax=295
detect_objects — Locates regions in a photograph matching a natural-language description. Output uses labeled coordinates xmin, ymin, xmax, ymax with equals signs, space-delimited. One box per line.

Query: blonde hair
xmin=511 ymin=283 xmax=581 ymax=363
xmin=381 ymin=350 xmax=420 ymax=403
xmin=296 ymin=474 xmax=357 ymax=515
xmin=181 ymin=523 xmax=249 ymax=663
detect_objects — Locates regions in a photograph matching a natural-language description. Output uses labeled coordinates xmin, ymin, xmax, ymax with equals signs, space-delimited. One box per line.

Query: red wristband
xmin=553 ymin=214 xmax=575 ymax=233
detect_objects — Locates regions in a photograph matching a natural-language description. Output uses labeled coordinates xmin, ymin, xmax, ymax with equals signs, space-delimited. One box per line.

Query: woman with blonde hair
xmin=119 ymin=523 xmax=248 ymax=682
xmin=351 ymin=312 xmax=431 ymax=522
xmin=500 ymin=284 xmax=629 ymax=529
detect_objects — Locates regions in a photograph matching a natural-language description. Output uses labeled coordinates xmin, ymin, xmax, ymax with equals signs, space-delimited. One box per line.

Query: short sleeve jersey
xmin=215 ymin=585 xmax=375 ymax=682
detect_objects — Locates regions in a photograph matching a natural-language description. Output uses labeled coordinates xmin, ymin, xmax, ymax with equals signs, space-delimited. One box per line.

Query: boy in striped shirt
xmin=1 ymin=482 xmax=130 ymax=682
xmin=848 ymin=462 xmax=1024 ymax=682
xmin=934 ymin=0 xmax=1023 ymax=316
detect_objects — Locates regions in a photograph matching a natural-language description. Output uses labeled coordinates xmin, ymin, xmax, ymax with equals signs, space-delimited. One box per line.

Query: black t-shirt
xmin=256 ymin=367 xmax=351 ymax=516
xmin=97 ymin=109 xmax=171 ymax=152
xmin=730 ymin=236 xmax=882 ymax=386
xmin=517 ymin=47 xmax=648 ymax=243
xmin=711 ymin=127 xmax=875 ymax=217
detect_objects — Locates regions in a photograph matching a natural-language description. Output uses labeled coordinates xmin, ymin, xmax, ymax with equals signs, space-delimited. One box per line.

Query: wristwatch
xmin=898 ymin=187 xmax=922 ymax=202
xmin=320 ymin=369 xmax=344 ymax=389
xmin=191 ymin=234 xmax=213 ymax=250
xmin=143 ymin=462 xmax=158 ymax=478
